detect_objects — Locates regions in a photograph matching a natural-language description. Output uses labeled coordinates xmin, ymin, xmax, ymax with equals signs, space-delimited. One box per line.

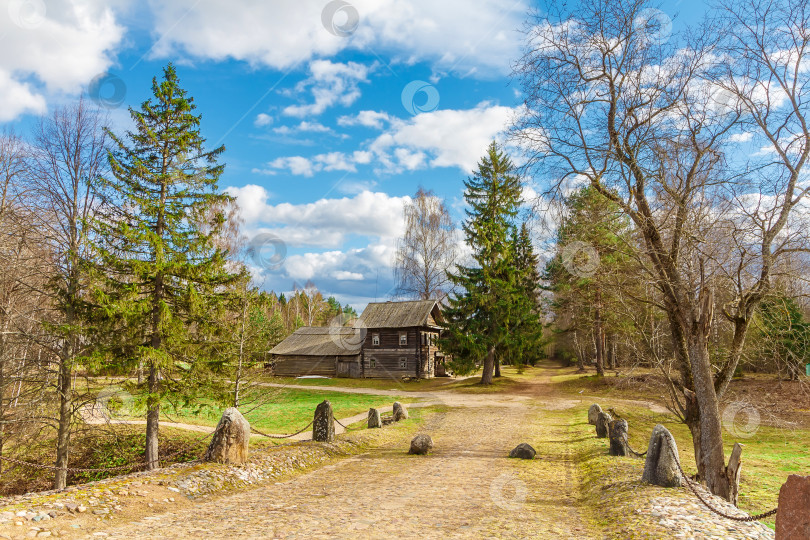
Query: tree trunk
xmin=494 ymin=356 xmax=501 ymax=378
xmin=683 ymin=388 xmax=704 ymax=481
xmin=607 ymin=336 xmax=616 ymax=370
xmin=594 ymin=292 xmax=605 ymax=376
xmin=145 ymin=362 xmax=160 ymax=470
xmin=686 ymin=333 xmax=732 ymax=500
xmin=53 ymin=347 xmax=73 ymax=489
xmin=574 ymin=332 xmax=586 ymax=372
xmin=481 ymin=345 xmax=495 ymax=385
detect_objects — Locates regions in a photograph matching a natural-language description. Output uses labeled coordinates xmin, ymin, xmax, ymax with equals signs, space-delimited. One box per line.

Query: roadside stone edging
xmin=637 ymin=494 xmax=775 ymax=539
xmin=0 ymin=438 xmax=364 ymax=536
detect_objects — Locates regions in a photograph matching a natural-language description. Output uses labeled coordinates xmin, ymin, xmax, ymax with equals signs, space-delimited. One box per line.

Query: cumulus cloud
xmin=338 ymin=110 xmax=391 ymax=129
xmin=729 ymin=132 xmax=754 ymax=143
xmin=273 ymin=121 xmax=333 ymax=135
xmin=145 ymin=0 xmax=527 ymax=77
xmin=225 ymin=185 xmax=410 ymax=246
xmin=374 ymin=103 xmax=517 ymax=172
xmin=254 ymin=113 xmax=273 ymax=127
xmin=225 ymin=184 xmax=410 ymax=306
xmin=0 ymin=72 xmax=46 ymax=121
xmin=0 ymin=0 xmax=124 ymax=120
xmin=259 ymin=103 xmax=517 ymax=176
xmin=282 ymin=60 xmax=372 ymax=117
xmin=256 ymin=150 xmax=374 ymax=176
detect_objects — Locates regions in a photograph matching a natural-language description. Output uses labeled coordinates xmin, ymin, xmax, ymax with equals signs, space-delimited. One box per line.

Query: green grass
xmin=264 ymin=364 xmax=540 ymax=393
xmin=158 ymin=387 xmax=412 ymax=435
xmin=559 ymin=400 xmax=809 ymax=530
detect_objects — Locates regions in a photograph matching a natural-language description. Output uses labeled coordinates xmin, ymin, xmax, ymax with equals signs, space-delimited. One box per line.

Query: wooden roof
xmin=356 ymin=299 xmax=443 ymax=329
xmin=269 ymin=326 xmax=363 ymax=357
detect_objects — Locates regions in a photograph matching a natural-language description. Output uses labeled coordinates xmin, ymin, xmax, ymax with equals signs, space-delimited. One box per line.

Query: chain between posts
xmin=250 ymin=420 xmax=313 ymax=440
xmin=665 ymin=437 xmax=778 ymax=522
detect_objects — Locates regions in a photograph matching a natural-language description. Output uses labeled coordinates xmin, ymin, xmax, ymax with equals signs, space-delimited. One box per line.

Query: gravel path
xmin=90 ymin=404 xmax=591 ymax=539
xmin=2 ymin=366 xmax=780 ymax=539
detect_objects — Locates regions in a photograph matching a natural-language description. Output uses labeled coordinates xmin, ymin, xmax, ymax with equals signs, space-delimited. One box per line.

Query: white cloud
xmin=334 ymin=270 xmax=365 ymax=281
xmin=0 ymin=0 xmax=124 ymax=120
xmin=257 ymin=150 xmax=374 ymax=176
xmin=272 ymin=121 xmax=335 ymax=136
xmin=225 ymin=185 xmax=410 ymax=246
xmin=0 ymin=72 xmax=46 ymax=121
xmin=262 ymin=103 xmax=517 ymax=176
xmin=369 ymin=102 xmax=517 ymax=172
xmin=145 ymin=0 xmax=527 ymax=78
xmin=265 ymin=156 xmax=316 ymax=177
xmin=226 ymin=185 xmax=409 ymax=304
xmin=338 ymin=110 xmax=391 ymax=129
xmin=729 ymin=132 xmax=753 ymax=143
xmin=254 ymin=113 xmax=273 ymax=127
xmin=282 ymin=60 xmax=372 ymax=118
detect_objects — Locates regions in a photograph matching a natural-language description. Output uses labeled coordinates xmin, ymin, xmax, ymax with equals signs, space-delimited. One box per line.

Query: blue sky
xmin=1 ymin=0 xmax=702 ymax=310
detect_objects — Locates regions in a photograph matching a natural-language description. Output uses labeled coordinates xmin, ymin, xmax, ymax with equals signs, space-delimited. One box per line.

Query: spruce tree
xmin=510 ymin=222 xmax=544 ymax=368
xmin=89 ymin=64 xmax=239 ymax=469
xmin=441 ymin=142 xmax=522 ymax=384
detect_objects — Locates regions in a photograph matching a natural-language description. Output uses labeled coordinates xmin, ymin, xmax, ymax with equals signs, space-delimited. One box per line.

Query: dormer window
xmin=399 ymin=333 xmax=407 ymax=346
xmin=372 ymin=333 xmax=380 ymax=346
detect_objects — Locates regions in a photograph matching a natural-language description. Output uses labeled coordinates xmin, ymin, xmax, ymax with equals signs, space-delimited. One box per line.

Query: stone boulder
xmin=608 ymin=418 xmax=629 ymax=457
xmin=367 ymin=408 xmax=382 ymax=429
xmin=408 ymin=434 xmax=433 ymax=455
xmin=393 ymin=402 xmax=409 ymax=421
xmin=641 ymin=424 xmax=682 ymax=488
xmin=595 ymin=411 xmax=612 ymax=438
xmin=204 ymin=407 xmax=250 ymax=465
xmin=509 ymin=443 xmax=536 ymax=460
xmin=312 ymin=400 xmax=335 ymax=442
xmin=775 ymin=475 xmax=810 ymax=539
xmin=588 ymin=404 xmax=603 ymax=425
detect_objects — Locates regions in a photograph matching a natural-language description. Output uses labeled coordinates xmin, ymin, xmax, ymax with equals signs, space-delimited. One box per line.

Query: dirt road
xmin=88 ymin=372 xmax=594 ymax=539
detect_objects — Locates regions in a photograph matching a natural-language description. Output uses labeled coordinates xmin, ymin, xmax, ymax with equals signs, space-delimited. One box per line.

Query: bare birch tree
xmin=395 ymin=188 xmax=457 ymax=300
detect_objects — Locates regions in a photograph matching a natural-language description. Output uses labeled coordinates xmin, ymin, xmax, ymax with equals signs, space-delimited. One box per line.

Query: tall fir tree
xmin=441 ymin=142 xmax=523 ymax=384
xmin=89 ymin=64 xmax=239 ymax=469
xmin=509 ymin=222 xmax=544 ymax=368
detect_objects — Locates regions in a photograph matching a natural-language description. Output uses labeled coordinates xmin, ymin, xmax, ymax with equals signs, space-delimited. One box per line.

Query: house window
xmin=399 ymin=357 xmax=407 ymax=369
xmin=372 ymin=333 xmax=380 ymax=346
xmin=369 ymin=357 xmax=377 ymax=368
xmin=399 ymin=333 xmax=407 ymax=346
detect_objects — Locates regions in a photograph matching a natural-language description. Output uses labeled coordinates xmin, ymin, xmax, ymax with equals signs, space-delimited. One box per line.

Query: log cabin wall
xmin=363 ymin=327 xmax=422 ymax=379
xmin=272 ymin=354 xmax=346 ymax=377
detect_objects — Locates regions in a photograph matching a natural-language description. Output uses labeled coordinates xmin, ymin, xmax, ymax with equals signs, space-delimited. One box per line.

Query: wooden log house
xmin=268 ymin=299 xmax=449 ymax=379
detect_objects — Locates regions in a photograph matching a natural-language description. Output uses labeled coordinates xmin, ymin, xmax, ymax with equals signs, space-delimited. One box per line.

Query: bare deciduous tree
xmin=395 ymin=188 xmax=457 ymax=300
xmin=711 ymin=0 xmax=810 ymax=398
xmin=28 ymin=98 xmax=109 ymax=489
xmin=513 ymin=0 xmax=749 ymax=500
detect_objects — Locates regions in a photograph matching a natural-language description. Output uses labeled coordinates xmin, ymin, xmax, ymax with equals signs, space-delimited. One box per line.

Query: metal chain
xmin=334 ymin=418 xmax=350 ymax=430
xmin=0 ymin=428 xmax=218 ymax=474
xmin=665 ymin=437 xmax=778 ymax=522
xmin=250 ymin=420 xmax=313 ymax=440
